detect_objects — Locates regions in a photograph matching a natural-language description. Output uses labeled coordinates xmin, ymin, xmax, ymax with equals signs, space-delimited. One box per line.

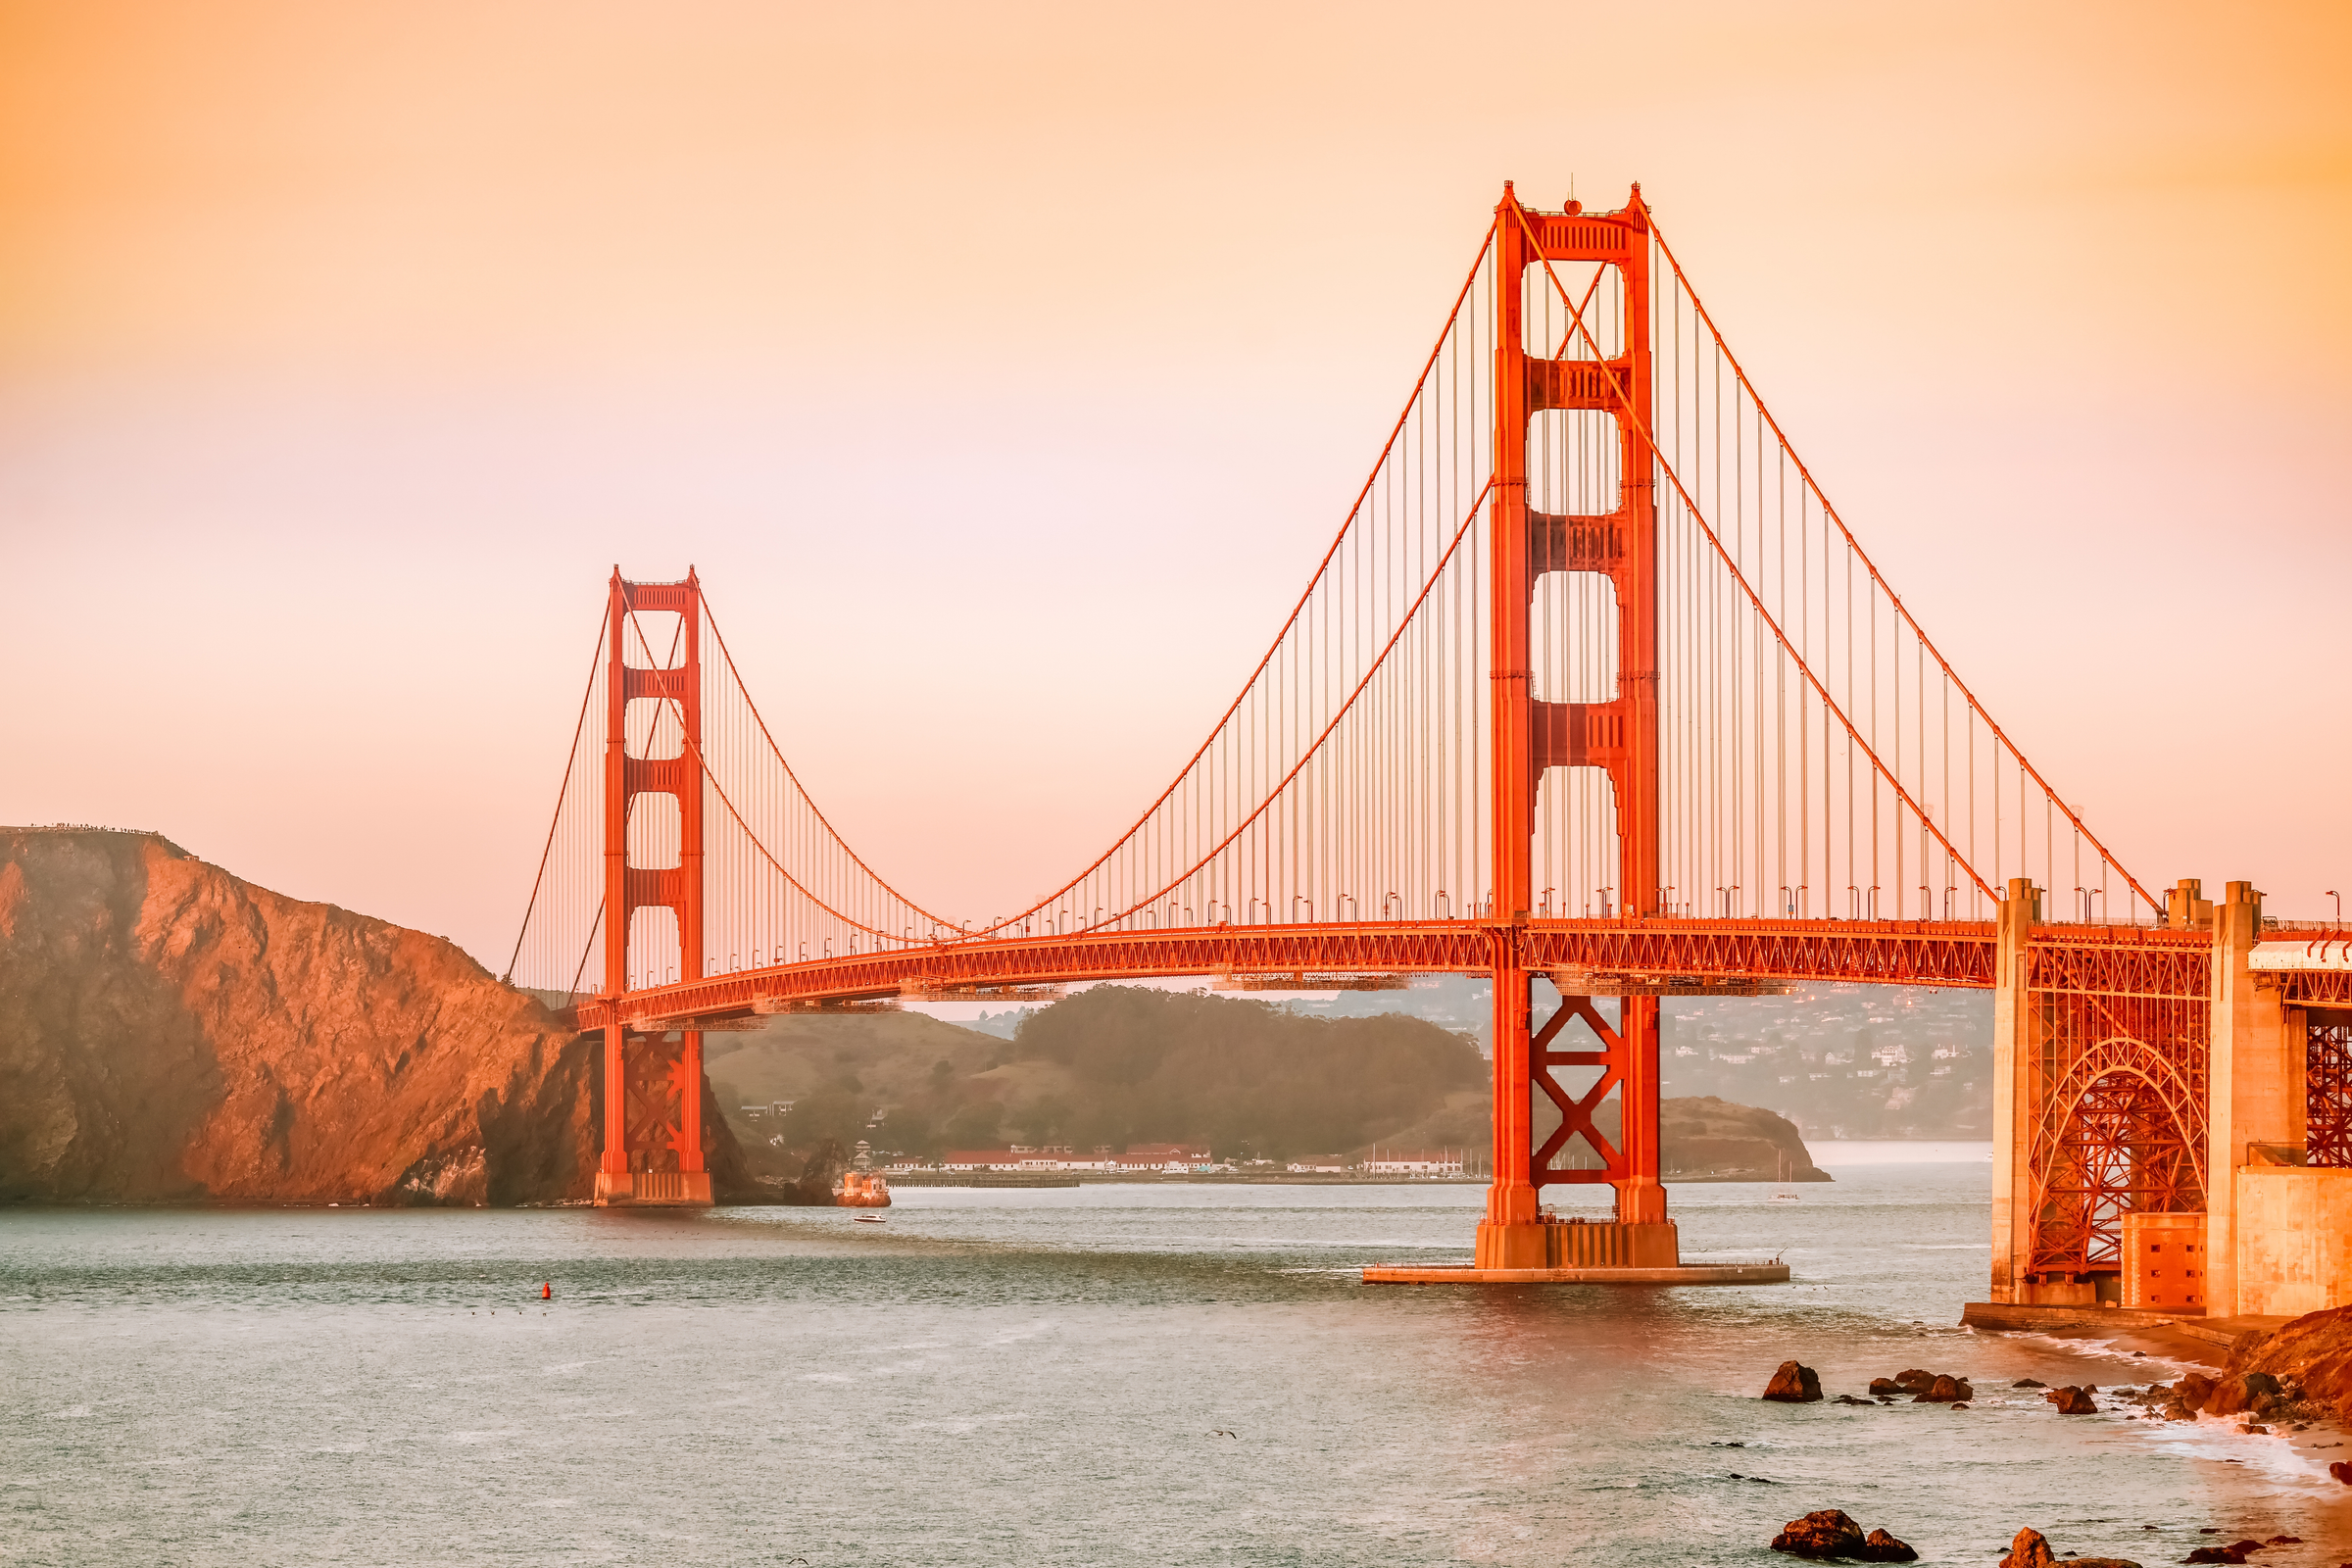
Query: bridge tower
xmin=1478 ymin=185 xmax=1672 ymax=1269
xmin=596 ymin=569 xmax=713 ymax=1206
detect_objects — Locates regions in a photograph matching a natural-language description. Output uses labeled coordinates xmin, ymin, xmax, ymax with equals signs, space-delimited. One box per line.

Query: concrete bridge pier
xmin=1988 ymin=877 xmax=2038 ymax=1304
xmin=2207 ymin=881 xmax=2305 ymax=1315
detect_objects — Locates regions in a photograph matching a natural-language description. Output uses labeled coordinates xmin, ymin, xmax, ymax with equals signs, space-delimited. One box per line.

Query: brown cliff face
xmin=2228 ymin=1305 xmax=2352 ymax=1423
xmin=0 ymin=827 xmax=749 ymax=1205
xmin=1578 ymin=1095 xmax=1832 ymax=1182
xmin=1659 ymin=1096 xmax=1833 ymax=1182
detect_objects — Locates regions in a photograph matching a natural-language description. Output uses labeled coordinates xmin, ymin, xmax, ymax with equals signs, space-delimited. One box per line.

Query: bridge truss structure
xmin=510 ymin=184 xmax=2341 ymax=1293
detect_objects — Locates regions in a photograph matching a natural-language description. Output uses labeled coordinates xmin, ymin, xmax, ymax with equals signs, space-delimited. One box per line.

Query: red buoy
xmin=541 ymin=1282 xmax=552 ymax=1299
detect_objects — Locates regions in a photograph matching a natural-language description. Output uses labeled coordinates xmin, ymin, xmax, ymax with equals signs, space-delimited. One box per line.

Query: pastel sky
xmin=4 ymin=1 xmax=2348 ymax=965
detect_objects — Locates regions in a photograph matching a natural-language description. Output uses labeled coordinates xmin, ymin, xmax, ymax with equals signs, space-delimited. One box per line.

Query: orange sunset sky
xmin=4 ymin=1 xmax=2349 ymax=964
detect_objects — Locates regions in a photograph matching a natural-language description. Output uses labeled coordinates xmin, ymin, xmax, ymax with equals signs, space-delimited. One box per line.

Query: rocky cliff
xmin=1576 ymin=1094 xmax=1832 ymax=1182
xmin=2226 ymin=1305 xmax=2352 ymax=1422
xmin=0 ymin=827 xmax=748 ymax=1205
xmin=1660 ymin=1096 xmax=1833 ymax=1182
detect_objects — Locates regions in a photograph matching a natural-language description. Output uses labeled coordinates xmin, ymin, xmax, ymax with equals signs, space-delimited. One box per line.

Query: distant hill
xmin=965 ymin=976 xmax=1994 ymax=1140
xmin=710 ymin=985 xmax=1487 ymax=1166
xmin=1274 ymin=976 xmax=1991 ymax=1140
xmin=713 ymin=985 xmax=1828 ymax=1181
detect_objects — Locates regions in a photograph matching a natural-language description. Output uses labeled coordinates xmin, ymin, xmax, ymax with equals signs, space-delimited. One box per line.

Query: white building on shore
xmin=1362 ymin=1149 xmax=1465 ymax=1177
xmin=903 ymin=1143 xmax=1219 ymax=1174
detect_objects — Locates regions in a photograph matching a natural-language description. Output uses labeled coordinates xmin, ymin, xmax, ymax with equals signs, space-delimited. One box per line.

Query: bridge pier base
xmin=594 ymin=1170 xmax=713 ymax=1206
xmin=1475 ymin=1221 xmax=1550 ymax=1270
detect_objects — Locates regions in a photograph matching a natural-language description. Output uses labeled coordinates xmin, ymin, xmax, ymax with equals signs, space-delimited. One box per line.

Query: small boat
xmin=1767 ymin=1151 xmax=1802 ymax=1200
xmin=854 ymin=1214 xmax=886 ymax=1224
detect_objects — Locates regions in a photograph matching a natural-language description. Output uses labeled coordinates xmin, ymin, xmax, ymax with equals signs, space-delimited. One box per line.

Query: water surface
xmin=3 ymin=1160 xmax=2339 ymax=1566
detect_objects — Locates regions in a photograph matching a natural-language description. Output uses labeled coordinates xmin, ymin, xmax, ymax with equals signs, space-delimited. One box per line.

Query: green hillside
xmin=707 ymin=985 xmax=1485 ymax=1164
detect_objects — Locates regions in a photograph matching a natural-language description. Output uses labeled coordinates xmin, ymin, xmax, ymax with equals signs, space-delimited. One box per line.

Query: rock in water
xmin=1867 ymin=1377 xmax=1902 ymax=1396
xmin=1893 ymin=1368 xmax=1936 ymax=1393
xmin=1763 ymin=1361 xmax=1824 ymax=1402
xmin=1998 ymin=1527 xmax=2060 ymax=1568
xmin=2013 ymin=1378 xmax=2048 ymax=1389
xmin=2046 ymin=1386 xmax=2097 ymax=1414
xmin=2175 ymin=1371 xmax=2217 ymax=1410
xmin=1771 ymin=1510 xmax=1866 ymax=1558
xmin=2331 ymin=1460 xmax=2352 ymax=1486
xmin=1858 ymin=1527 xmax=1919 ymax=1562
xmin=1915 ymin=1374 xmax=1971 ymax=1402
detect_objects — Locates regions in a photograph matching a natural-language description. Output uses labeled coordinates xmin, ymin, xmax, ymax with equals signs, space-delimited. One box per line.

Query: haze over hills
xmin=709 ymin=987 xmax=1488 ymax=1167
xmin=946 ymin=975 xmax=1992 ymax=1141
xmin=712 ymin=985 xmax=1830 ymax=1183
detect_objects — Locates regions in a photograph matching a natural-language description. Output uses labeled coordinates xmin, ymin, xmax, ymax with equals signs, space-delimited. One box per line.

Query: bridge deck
xmin=564 ymin=916 xmax=2233 ymax=1032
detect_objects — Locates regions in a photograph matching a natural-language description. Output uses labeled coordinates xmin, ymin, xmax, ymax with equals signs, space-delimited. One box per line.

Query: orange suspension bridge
xmin=508 ymin=185 xmax=2352 ymax=1303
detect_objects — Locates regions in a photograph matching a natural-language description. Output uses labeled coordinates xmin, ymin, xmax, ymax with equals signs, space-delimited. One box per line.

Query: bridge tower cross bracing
xmin=597 ymin=568 xmax=712 ymax=1206
xmin=1478 ymin=185 xmax=1671 ymax=1269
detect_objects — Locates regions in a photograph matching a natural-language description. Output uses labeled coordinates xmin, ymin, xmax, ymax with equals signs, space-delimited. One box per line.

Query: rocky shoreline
xmin=1750 ymin=1330 xmax=2352 ymax=1564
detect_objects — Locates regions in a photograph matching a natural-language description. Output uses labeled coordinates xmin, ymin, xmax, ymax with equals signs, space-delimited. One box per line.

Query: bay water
xmin=4 ymin=1154 xmax=2343 ymax=1566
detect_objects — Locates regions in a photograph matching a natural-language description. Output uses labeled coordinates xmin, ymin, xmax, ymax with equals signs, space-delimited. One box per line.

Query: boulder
xmin=2331 ymin=1460 xmax=2352 ymax=1486
xmin=1893 ymin=1368 xmax=1935 ymax=1392
xmin=2206 ymin=1372 xmax=2281 ymax=1418
xmin=1914 ymin=1375 xmax=1972 ymax=1403
xmin=1764 ymin=1361 xmax=1824 ymax=1402
xmin=1833 ymin=1395 xmax=1875 ymax=1406
xmin=1868 ymin=1378 xmax=1902 ymax=1396
xmin=1998 ymin=1527 xmax=2060 ymax=1568
xmin=2013 ymin=1378 xmax=2048 ymax=1389
xmin=1858 ymin=1527 xmax=1918 ymax=1562
xmin=2181 ymin=1541 xmax=2260 ymax=1564
xmin=2176 ymin=1371 xmax=2217 ymax=1410
xmin=1770 ymin=1510 xmax=1866 ymax=1559
xmin=2046 ymin=1386 xmax=2097 ymax=1414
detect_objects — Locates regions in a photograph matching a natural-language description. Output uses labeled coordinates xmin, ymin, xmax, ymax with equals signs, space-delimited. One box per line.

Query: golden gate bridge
xmin=507 ymin=185 xmax=2352 ymax=1309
